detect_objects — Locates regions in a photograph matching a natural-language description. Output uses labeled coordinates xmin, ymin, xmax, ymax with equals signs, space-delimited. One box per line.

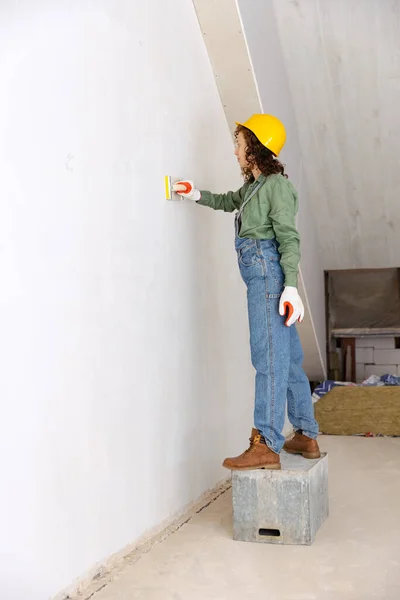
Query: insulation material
xmin=315 ymin=386 xmax=400 ymax=436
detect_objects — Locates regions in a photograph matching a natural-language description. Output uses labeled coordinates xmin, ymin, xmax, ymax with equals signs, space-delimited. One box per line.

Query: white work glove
xmin=173 ymin=180 xmax=201 ymax=201
xmin=279 ymin=286 xmax=305 ymax=327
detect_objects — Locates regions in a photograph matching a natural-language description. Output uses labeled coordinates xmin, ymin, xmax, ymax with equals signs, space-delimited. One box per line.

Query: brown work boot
xmin=283 ymin=431 xmax=321 ymax=459
xmin=223 ymin=428 xmax=281 ymax=471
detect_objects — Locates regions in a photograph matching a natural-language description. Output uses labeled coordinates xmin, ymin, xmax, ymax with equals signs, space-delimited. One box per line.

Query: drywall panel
xmin=193 ymin=0 xmax=260 ymax=131
xmin=273 ymin=0 xmax=400 ymax=270
xmin=0 ymin=1 xmax=252 ymax=598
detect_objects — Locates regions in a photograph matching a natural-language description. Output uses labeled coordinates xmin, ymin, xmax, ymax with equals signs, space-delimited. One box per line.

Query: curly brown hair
xmin=235 ymin=125 xmax=287 ymax=183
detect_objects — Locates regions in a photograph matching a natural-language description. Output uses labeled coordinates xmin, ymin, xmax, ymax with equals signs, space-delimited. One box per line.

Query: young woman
xmin=175 ymin=114 xmax=320 ymax=470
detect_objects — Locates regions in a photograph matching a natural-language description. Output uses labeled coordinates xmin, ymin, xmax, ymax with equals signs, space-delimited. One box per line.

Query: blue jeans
xmin=235 ymin=235 xmax=319 ymax=454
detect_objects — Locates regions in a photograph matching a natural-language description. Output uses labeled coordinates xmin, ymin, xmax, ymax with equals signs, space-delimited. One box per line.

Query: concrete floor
xmin=94 ymin=436 xmax=400 ymax=600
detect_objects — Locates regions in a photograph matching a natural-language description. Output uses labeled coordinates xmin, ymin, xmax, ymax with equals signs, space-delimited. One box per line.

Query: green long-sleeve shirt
xmin=198 ymin=173 xmax=300 ymax=287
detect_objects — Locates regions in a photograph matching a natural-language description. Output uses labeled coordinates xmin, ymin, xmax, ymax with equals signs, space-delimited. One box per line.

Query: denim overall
xmin=234 ymin=181 xmax=319 ymax=453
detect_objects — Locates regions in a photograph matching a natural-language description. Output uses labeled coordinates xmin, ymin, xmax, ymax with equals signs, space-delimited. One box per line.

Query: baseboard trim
xmin=54 ymin=477 xmax=231 ymax=600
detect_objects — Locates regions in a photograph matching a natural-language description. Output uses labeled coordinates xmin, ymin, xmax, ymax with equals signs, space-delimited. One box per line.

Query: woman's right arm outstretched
xmin=174 ymin=180 xmax=247 ymax=212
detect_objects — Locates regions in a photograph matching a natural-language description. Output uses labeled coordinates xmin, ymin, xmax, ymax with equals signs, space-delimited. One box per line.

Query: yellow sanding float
xmin=164 ymin=176 xmax=191 ymax=200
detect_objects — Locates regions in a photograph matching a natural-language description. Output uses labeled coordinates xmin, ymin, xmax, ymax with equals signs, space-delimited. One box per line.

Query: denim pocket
xmin=268 ymin=258 xmax=285 ymax=287
xmin=262 ymin=244 xmax=284 ymax=289
xmin=238 ymin=242 xmax=260 ymax=267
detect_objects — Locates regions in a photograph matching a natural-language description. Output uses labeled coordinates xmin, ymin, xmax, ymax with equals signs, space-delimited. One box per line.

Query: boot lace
xmin=244 ymin=433 xmax=261 ymax=454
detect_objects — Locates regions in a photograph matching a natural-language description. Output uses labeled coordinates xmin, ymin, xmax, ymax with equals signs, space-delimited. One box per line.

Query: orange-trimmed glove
xmin=172 ymin=180 xmax=201 ymax=201
xmin=279 ymin=286 xmax=304 ymax=327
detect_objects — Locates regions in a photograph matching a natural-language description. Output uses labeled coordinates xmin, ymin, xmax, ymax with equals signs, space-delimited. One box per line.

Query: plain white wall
xmin=237 ymin=0 xmax=326 ymax=377
xmin=0 ymin=2 xmax=254 ymax=598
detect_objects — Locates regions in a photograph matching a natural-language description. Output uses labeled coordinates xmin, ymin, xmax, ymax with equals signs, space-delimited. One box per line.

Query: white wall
xmin=237 ymin=0 xmax=326 ymax=378
xmin=356 ymin=337 xmax=400 ymax=382
xmin=273 ymin=0 xmax=400 ymax=270
xmin=0 ymin=2 xmax=254 ymax=598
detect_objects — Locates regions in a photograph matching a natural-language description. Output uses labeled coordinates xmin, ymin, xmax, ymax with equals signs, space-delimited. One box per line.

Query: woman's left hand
xmin=279 ymin=286 xmax=305 ymax=327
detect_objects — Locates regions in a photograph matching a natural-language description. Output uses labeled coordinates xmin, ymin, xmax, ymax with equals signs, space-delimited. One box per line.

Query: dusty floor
xmin=93 ymin=436 xmax=400 ymax=600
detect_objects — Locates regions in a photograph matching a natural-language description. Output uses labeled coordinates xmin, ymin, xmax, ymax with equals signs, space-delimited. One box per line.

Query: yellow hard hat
xmin=236 ymin=114 xmax=286 ymax=156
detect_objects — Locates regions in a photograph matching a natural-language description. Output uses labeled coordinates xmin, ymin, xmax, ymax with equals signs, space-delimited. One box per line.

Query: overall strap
xmin=237 ymin=179 xmax=265 ymax=219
